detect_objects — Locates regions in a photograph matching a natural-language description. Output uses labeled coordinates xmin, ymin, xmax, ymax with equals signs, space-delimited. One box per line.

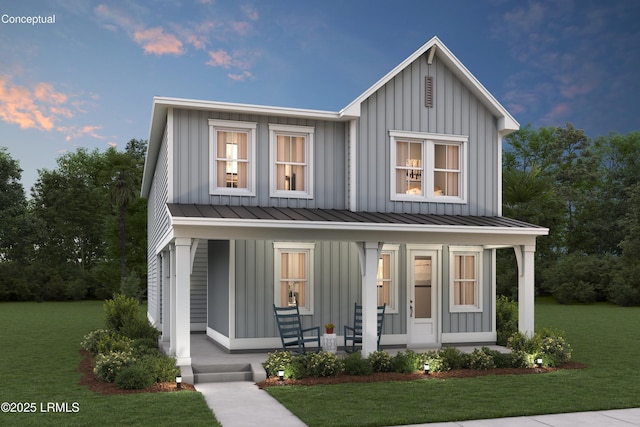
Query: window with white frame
xmin=449 ymin=246 xmax=483 ymax=312
xmin=269 ymin=124 xmax=314 ymax=198
xmin=377 ymin=244 xmax=399 ymax=313
xmin=273 ymin=242 xmax=315 ymax=314
xmin=209 ymin=119 xmax=256 ymax=196
xmin=390 ymin=130 xmax=467 ymax=202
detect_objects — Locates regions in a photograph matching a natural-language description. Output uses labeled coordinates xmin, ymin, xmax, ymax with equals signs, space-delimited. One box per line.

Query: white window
xmin=390 ymin=130 xmax=467 ymax=202
xmin=449 ymin=246 xmax=483 ymax=313
xmin=269 ymin=124 xmax=314 ymax=198
xmin=273 ymin=242 xmax=315 ymax=314
xmin=377 ymin=244 xmax=399 ymax=313
xmin=209 ymin=119 xmax=256 ymax=196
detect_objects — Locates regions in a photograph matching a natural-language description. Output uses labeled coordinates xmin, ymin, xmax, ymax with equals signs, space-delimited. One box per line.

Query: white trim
xmin=208 ymin=119 xmax=257 ymax=197
xmin=389 ymin=131 xmax=468 ymax=203
xmin=348 ymin=119 xmax=357 ymax=211
xmin=229 ymin=240 xmax=236 ymax=341
xmin=379 ymin=244 xmax=400 ymax=313
xmin=166 ymin=108 xmax=174 ymax=203
xmin=273 ymin=242 xmax=316 ymax=314
xmin=269 ymin=124 xmax=315 ymax=199
xmin=449 ymin=245 xmax=484 ymax=313
xmin=441 ymin=331 xmax=496 ymax=344
xmin=207 ymin=326 xmax=231 ymax=349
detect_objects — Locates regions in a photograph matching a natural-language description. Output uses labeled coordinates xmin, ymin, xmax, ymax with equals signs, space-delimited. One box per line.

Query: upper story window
xmin=209 ymin=119 xmax=256 ymax=196
xmin=269 ymin=124 xmax=314 ymax=199
xmin=449 ymin=246 xmax=483 ymax=313
xmin=390 ymin=130 xmax=467 ymax=203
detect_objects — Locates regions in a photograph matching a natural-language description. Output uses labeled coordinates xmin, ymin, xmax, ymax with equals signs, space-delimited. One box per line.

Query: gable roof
xmin=340 ymin=36 xmax=519 ymax=134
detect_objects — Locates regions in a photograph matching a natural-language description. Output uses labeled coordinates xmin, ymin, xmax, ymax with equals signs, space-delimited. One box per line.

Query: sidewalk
xmin=196 ymin=381 xmax=640 ymax=427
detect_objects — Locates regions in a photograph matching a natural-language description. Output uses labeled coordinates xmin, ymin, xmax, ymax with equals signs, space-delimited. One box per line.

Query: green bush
xmin=367 ymin=350 xmax=393 ymax=373
xmin=422 ymin=351 xmax=446 ymax=373
xmin=115 ymin=365 xmax=154 ymax=390
xmin=391 ymin=351 xmax=416 ymax=374
xmin=81 ymin=329 xmax=132 ymax=356
xmin=506 ymin=328 xmax=572 ymax=368
xmin=94 ymin=351 xmax=136 ymax=382
xmin=139 ymin=354 xmax=179 ymax=383
xmin=104 ymin=293 xmax=140 ymax=332
xmin=287 ymin=355 xmax=308 ymax=379
xmin=342 ymin=353 xmax=373 ymax=376
xmin=542 ymin=253 xmax=615 ymax=303
xmin=508 ymin=350 xmax=534 ymax=368
xmin=81 ymin=329 xmax=114 ymax=356
xmin=496 ymin=296 xmax=518 ymax=346
xmin=305 ymin=352 xmax=342 ymax=377
xmin=439 ymin=347 xmax=469 ymax=370
xmin=131 ymin=338 xmax=160 ymax=356
xmin=263 ymin=350 xmax=295 ymax=378
xmin=120 ymin=316 xmax=160 ymax=340
xmin=468 ymin=347 xmax=496 ymax=370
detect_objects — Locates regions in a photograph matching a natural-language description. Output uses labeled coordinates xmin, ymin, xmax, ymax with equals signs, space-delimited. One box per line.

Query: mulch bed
xmin=78 ymin=349 xmax=196 ymax=395
xmin=78 ymin=349 xmax=585 ymax=393
xmin=256 ymin=362 xmax=587 ymax=388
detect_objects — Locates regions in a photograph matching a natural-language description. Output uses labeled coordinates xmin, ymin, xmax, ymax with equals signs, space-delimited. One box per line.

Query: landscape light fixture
xmin=278 ymin=370 xmax=284 ymax=381
xmin=176 ymin=374 xmax=182 ymax=390
xmin=536 ymin=358 xmax=543 ymax=368
xmin=424 ymin=363 xmax=430 ymax=375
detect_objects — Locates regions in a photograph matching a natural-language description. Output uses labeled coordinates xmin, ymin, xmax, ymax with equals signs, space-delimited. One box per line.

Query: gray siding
xmin=356 ymin=54 xmax=500 ymax=215
xmin=190 ymin=240 xmax=208 ymax=329
xmin=171 ymin=109 xmax=347 ymax=209
xmin=208 ymin=240 xmax=230 ymax=336
xmin=147 ymin=126 xmax=170 ymax=323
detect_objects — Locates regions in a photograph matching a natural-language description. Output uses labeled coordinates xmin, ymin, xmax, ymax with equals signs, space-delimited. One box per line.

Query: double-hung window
xmin=273 ymin=242 xmax=315 ymax=314
xmin=449 ymin=246 xmax=483 ymax=312
xmin=269 ymin=124 xmax=314 ymax=198
xmin=390 ymin=131 xmax=467 ymax=202
xmin=209 ymin=119 xmax=256 ymax=196
xmin=377 ymin=244 xmax=399 ymax=313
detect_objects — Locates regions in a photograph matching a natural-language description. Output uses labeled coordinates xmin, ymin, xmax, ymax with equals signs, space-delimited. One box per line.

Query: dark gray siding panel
xmin=190 ymin=240 xmax=207 ymax=329
xmin=171 ymin=109 xmax=347 ymax=209
xmin=208 ymin=240 xmax=230 ymax=336
xmin=356 ymin=55 xmax=499 ymax=216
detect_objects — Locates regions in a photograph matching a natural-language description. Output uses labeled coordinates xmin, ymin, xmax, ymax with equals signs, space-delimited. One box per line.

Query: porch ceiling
xmin=166 ymin=204 xmax=548 ymax=247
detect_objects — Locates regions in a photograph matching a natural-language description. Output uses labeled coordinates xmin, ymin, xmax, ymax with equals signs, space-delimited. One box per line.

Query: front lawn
xmin=267 ymin=298 xmax=640 ymax=426
xmin=0 ymin=301 xmax=219 ymax=427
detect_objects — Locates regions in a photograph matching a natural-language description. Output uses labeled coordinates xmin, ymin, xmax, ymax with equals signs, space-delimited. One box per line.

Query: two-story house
xmin=141 ymin=36 xmax=548 ymax=371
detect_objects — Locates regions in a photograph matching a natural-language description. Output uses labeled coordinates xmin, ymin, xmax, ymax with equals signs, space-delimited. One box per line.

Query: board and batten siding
xmin=147 ymin=126 xmax=171 ymax=325
xmin=208 ymin=240 xmax=230 ymax=337
xmin=170 ymin=109 xmax=347 ymax=210
xmin=190 ymin=240 xmax=208 ymax=330
xmin=355 ymin=54 xmax=500 ymax=216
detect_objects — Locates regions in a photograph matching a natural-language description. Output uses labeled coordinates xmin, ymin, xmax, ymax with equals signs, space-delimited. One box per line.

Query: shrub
xmin=115 ymin=365 xmax=154 ymax=390
xmin=131 ymin=338 xmax=160 ymax=356
xmin=120 ymin=317 xmax=160 ymax=341
xmin=422 ymin=351 xmax=446 ymax=373
xmin=104 ymin=293 xmax=140 ymax=332
xmin=496 ymin=296 xmax=518 ymax=346
xmin=342 ymin=353 xmax=373 ymax=376
xmin=367 ymin=350 xmax=393 ymax=373
xmin=94 ymin=351 xmax=136 ymax=382
xmin=263 ymin=350 xmax=295 ymax=378
xmin=81 ymin=329 xmax=114 ymax=356
xmin=139 ymin=354 xmax=179 ymax=382
xmin=81 ymin=329 xmax=132 ymax=356
xmin=468 ymin=347 xmax=496 ymax=370
xmin=120 ymin=271 xmax=143 ymax=300
xmin=287 ymin=355 xmax=308 ymax=379
xmin=391 ymin=351 xmax=416 ymax=374
xmin=305 ymin=352 xmax=342 ymax=377
xmin=439 ymin=347 xmax=469 ymax=370
xmin=537 ymin=328 xmax=572 ymax=367
xmin=509 ymin=350 xmax=534 ymax=368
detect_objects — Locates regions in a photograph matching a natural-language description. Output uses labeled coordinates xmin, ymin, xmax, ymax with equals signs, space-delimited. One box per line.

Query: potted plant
xmin=324 ymin=323 xmax=335 ymax=334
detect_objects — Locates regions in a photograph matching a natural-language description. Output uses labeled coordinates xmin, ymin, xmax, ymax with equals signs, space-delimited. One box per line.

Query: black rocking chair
xmin=273 ymin=304 xmax=320 ymax=354
xmin=344 ymin=303 xmax=386 ymax=353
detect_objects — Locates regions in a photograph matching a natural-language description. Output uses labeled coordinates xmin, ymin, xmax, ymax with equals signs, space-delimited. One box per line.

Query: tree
xmin=0 ymin=147 xmax=29 ymax=261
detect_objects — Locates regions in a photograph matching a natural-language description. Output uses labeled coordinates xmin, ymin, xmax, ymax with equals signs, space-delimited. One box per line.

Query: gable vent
xmin=425 ymin=76 xmax=433 ymax=108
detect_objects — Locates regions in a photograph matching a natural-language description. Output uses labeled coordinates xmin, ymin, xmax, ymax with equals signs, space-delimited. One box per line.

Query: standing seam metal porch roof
xmin=167 ymin=204 xmax=545 ymax=230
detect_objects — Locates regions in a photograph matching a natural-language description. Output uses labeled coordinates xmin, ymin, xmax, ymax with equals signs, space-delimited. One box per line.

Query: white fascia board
xmin=170 ymin=216 xmax=549 ymax=237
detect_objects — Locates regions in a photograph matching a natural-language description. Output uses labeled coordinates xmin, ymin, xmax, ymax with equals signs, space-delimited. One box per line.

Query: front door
xmin=408 ymin=249 xmax=438 ymax=346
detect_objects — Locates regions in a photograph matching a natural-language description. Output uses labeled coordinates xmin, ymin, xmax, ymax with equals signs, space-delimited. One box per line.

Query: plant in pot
xmin=324 ymin=323 xmax=335 ymax=334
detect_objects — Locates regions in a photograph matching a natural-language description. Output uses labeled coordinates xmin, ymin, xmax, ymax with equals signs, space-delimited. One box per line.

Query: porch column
xmin=356 ymin=241 xmax=383 ymax=357
xmin=161 ymin=251 xmax=171 ymax=344
xmin=169 ymin=245 xmax=176 ymax=355
xmin=174 ymin=237 xmax=192 ymax=366
xmin=516 ymin=245 xmax=536 ymax=336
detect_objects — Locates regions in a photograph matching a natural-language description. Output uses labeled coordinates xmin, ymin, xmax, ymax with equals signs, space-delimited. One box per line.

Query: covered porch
xmin=155 ymin=204 xmax=548 ymax=381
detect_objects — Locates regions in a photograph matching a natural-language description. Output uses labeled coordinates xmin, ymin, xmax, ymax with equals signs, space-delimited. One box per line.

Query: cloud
xmin=228 ymin=71 xmax=254 ymax=81
xmin=59 ymin=125 xmax=105 ymax=141
xmin=207 ymin=49 xmax=233 ymax=67
xmin=133 ymin=27 xmax=184 ymax=55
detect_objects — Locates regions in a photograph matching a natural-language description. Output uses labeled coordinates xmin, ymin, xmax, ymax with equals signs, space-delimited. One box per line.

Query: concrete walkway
xmin=195 ymin=381 xmax=640 ymax=426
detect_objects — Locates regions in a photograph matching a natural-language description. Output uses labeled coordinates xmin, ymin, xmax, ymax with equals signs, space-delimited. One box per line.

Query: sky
xmin=1 ymin=0 xmax=639 ymax=193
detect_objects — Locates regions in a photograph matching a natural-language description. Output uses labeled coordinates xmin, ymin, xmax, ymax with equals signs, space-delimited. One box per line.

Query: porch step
xmin=192 ymin=363 xmax=253 ymax=383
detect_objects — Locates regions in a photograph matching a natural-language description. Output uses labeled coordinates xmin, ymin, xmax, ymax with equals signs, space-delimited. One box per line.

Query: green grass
xmin=0 ymin=301 xmax=219 ymax=426
xmin=267 ymin=297 xmax=640 ymax=426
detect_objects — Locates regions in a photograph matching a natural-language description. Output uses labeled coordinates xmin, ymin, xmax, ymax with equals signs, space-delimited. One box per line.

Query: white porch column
xmin=169 ymin=245 xmax=176 ymax=355
xmin=174 ymin=237 xmax=192 ymax=366
xmin=356 ymin=241 xmax=383 ymax=357
xmin=161 ymin=251 xmax=171 ymax=343
xmin=516 ymin=245 xmax=536 ymax=336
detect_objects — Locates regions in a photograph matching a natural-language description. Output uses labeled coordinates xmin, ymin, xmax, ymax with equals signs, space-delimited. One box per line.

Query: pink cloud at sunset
xmin=133 ymin=27 xmax=184 ymax=56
